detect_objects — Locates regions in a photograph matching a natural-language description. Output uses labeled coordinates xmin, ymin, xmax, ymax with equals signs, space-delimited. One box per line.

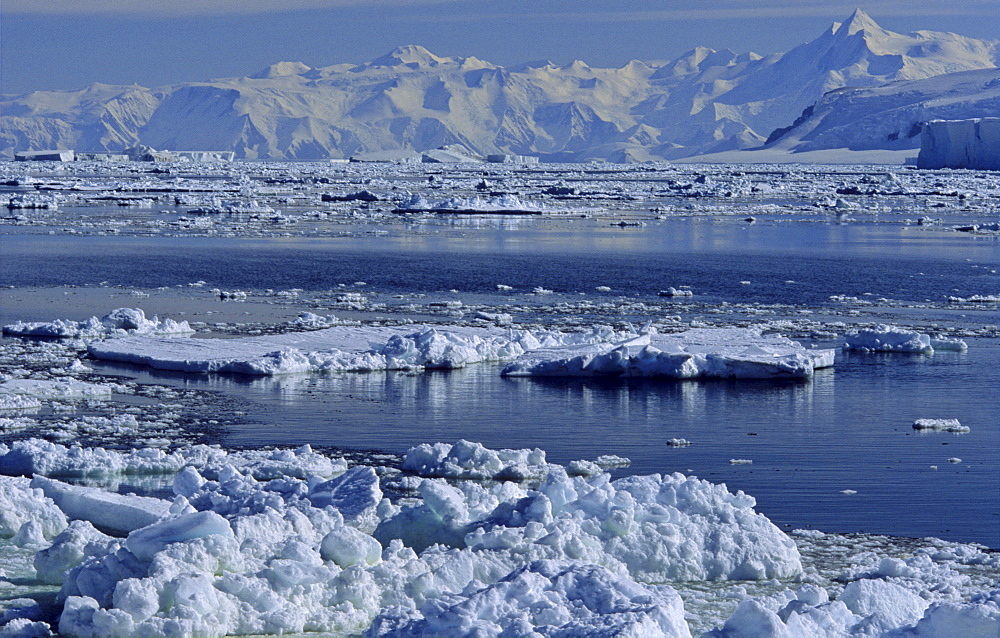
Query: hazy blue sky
xmin=2 ymin=1 xmax=998 ymax=95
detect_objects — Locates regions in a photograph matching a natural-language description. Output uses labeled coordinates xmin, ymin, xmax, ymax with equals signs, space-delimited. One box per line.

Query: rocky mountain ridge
xmin=2 ymin=10 xmax=997 ymax=161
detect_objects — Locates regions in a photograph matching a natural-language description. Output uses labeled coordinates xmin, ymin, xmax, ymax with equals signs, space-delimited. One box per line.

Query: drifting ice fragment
xmin=502 ymin=328 xmax=834 ymax=379
xmin=659 ymin=287 xmax=693 ymax=297
xmin=843 ymin=324 xmax=967 ymax=353
xmin=913 ymin=419 xmax=969 ymax=433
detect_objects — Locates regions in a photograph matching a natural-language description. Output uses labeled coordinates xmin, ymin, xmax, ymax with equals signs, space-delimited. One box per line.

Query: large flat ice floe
xmin=86 ymin=324 xmax=571 ymax=374
xmin=86 ymin=323 xmax=835 ymax=379
xmin=0 ymin=439 xmax=995 ymax=637
xmin=502 ymin=328 xmax=835 ymax=379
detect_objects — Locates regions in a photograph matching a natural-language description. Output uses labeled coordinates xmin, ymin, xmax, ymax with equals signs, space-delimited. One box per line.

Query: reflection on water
xmin=90 ymin=343 xmax=998 ymax=547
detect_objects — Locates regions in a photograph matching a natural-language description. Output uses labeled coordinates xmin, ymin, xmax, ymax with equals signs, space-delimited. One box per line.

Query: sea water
xmin=2 ymin=218 xmax=997 ymax=547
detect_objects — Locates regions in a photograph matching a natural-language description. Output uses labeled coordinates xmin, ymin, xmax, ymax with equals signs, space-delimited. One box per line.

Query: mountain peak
xmin=250 ymin=61 xmax=312 ymax=79
xmin=834 ymin=9 xmax=888 ymax=38
xmin=368 ymin=45 xmax=448 ymax=68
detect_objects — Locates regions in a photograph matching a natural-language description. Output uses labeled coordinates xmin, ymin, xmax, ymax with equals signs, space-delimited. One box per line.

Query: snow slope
xmin=1 ymin=11 xmax=997 ymax=161
xmin=764 ymin=68 xmax=1000 ymax=154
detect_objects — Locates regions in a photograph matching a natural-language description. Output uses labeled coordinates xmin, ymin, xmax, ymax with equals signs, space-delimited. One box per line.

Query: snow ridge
xmin=2 ymin=12 xmax=996 ymax=161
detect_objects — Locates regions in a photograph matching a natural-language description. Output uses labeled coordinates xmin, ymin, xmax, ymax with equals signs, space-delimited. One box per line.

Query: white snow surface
xmin=843 ymin=325 xmax=968 ymax=353
xmin=2 ymin=308 xmax=193 ymax=339
xmin=86 ymin=324 xmax=590 ymax=375
xmin=402 ymin=440 xmax=550 ymax=481
xmin=502 ymin=328 xmax=835 ymax=379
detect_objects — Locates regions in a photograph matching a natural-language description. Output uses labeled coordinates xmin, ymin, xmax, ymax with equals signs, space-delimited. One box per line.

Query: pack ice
xmin=1 ymin=438 xmax=996 ymax=637
xmin=0 ymin=438 xmax=800 ymax=637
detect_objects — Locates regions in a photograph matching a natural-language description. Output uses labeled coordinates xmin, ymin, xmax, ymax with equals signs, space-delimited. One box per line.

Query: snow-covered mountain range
xmin=2 ymin=10 xmax=997 ymax=161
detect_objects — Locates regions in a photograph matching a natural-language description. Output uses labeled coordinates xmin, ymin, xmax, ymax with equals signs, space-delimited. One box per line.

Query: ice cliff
xmin=917 ymin=117 xmax=1000 ymax=170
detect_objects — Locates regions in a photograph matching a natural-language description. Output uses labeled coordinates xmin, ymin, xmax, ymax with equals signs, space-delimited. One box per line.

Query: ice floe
xmin=0 ymin=378 xmax=114 ymax=401
xmin=3 ymin=308 xmax=193 ymax=339
xmin=843 ymin=324 xmax=968 ymax=353
xmin=83 ymin=323 xmax=840 ymax=380
xmin=86 ymin=324 xmax=556 ymax=374
xmin=502 ymin=328 xmax=835 ymax=379
xmin=912 ymin=418 xmax=969 ymax=433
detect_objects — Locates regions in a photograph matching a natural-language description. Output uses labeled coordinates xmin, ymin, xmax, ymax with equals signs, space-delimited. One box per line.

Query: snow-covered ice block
xmin=401 ymin=439 xmax=550 ymax=481
xmin=2 ymin=308 xmax=193 ymax=339
xmin=843 ymin=324 xmax=967 ymax=353
xmin=0 ymin=475 xmax=67 ymax=539
xmin=33 ymin=520 xmax=114 ymax=584
xmin=380 ymin=467 xmax=803 ymax=582
xmin=0 ymin=439 xmax=345 ymax=480
xmin=502 ymin=328 xmax=834 ymax=379
xmin=125 ymin=511 xmax=233 ymax=561
xmin=31 ymin=476 xmax=171 ymax=534
xmin=364 ymin=559 xmax=692 ymax=638
xmin=308 ymin=465 xmax=383 ymax=532
xmin=0 ymin=439 xmax=195 ymax=477
xmin=903 ymin=590 xmax=1000 ymax=638
xmin=0 ymin=394 xmax=42 ymax=411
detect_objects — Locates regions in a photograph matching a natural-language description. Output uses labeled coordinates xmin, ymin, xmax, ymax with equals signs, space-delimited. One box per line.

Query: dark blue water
xmin=1 ymin=221 xmax=998 ymax=306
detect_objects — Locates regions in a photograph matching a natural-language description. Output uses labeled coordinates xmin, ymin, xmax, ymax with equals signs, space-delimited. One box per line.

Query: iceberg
xmin=843 ymin=324 xmax=967 ymax=353
xmin=502 ymin=328 xmax=835 ymax=379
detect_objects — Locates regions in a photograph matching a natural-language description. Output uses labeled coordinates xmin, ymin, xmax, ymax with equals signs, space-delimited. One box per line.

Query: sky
xmin=2 ymin=0 xmax=999 ymax=95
